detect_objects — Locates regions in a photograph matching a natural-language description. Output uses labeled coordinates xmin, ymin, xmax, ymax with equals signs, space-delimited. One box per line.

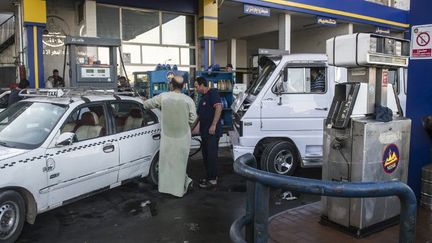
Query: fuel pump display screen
xmin=81 ymin=67 xmax=110 ymax=78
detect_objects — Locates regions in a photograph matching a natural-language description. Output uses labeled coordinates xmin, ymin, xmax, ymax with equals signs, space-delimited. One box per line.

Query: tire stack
xmin=421 ymin=163 xmax=432 ymax=210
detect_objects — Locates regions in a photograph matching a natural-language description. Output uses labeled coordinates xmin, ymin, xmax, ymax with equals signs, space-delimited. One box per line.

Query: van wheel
xmin=148 ymin=153 xmax=159 ymax=186
xmin=260 ymin=141 xmax=300 ymax=176
xmin=0 ymin=191 xmax=25 ymax=243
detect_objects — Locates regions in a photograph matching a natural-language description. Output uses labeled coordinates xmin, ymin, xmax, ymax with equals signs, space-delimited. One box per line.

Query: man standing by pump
xmin=143 ymin=76 xmax=197 ymax=197
xmin=192 ymin=77 xmax=223 ymax=188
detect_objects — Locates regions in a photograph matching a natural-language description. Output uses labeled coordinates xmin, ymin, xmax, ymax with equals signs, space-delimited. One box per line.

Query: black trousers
xmin=201 ymin=135 xmax=220 ymax=180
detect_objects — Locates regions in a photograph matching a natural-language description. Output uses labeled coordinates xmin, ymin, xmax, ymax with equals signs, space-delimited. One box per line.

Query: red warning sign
xmin=411 ymin=25 xmax=432 ymax=59
xmin=416 ymin=32 xmax=430 ymax=47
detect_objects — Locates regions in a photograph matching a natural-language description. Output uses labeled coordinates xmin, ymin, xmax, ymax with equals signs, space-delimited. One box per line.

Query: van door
xmin=260 ymin=65 xmax=333 ymax=155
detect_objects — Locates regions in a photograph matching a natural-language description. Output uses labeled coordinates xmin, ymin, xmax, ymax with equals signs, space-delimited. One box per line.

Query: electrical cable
xmin=189 ymin=137 xmax=202 ymax=158
xmin=331 ymin=136 xmax=351 ymax=181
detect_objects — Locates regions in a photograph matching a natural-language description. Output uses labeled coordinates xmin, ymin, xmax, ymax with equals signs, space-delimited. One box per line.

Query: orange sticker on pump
xmin=383 ymin=144 xmax=399 ymax=174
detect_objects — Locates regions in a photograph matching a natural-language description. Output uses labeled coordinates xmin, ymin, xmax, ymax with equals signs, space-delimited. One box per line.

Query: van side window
xmin=280 ymin=67 xmax=326 ymax=94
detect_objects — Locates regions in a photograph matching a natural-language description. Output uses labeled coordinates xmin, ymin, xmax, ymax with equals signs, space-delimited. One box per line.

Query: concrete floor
xmin=17 ymin=148 xmax=321 ymax=243
xmin=268 ymin=202 xmax=432 ymax=243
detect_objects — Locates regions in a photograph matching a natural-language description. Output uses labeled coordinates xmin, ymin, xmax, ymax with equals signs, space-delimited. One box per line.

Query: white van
xmin=229 ymin=54 xmax=406 ymax=175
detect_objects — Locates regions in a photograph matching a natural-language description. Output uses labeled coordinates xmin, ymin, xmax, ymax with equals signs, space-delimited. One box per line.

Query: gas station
xmin=0 ymin=0 xmax=431 ymax=242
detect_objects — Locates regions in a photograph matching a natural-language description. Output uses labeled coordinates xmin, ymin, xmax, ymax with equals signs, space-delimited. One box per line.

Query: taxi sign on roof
xmin=411 ymin=24 xmax=432 ymax=59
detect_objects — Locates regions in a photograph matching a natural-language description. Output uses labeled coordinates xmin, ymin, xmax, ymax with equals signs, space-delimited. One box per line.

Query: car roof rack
xmin=18 ymin=88 xmax=137 ymax=101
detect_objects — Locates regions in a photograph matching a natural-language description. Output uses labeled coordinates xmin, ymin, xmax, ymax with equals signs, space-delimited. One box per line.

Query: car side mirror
xmin=56 ymin=132 xmax=76 ymax=147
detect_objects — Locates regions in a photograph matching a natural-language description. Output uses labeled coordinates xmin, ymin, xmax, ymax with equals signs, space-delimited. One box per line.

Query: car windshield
xmin=248 ymin=58 xmax=278 ymax=96
xmin=0 ymin=102 xmax=67 ymax=149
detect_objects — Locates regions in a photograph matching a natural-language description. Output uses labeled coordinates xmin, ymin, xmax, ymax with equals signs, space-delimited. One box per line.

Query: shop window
xmin=97 ymin=6 xmax=120 ymax=38
xmin=275 ymin=67 xmax=327 ymax=94
xmin=180 ymin=48 xmax=196 ymax=65
xmin=122 ymin=9 xmax=160 ymax=44
xmin=75 ymin=46 xmax=110 ymax=65
xmin=141 ymin=46 xmax=179 ymax=65
xmin=97 ymin=47 xmax=110 ymax=65
xmin=162 ymin=13 xmax=195 ymax=46
xmin=122 ymin=45 xmax=141 ymax=64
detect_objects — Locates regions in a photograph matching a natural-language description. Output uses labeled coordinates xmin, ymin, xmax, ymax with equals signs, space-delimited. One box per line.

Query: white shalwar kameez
xmin=143 ymin=91 xmax=197 ymax=197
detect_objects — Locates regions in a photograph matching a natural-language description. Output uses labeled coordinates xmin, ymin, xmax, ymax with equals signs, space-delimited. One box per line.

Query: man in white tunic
xmin=143 ymin=76 xmax=197 ymax=197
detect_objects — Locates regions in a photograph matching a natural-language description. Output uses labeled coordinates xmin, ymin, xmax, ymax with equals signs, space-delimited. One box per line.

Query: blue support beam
xmin=406 ymin=0 xmax=432 ymax=196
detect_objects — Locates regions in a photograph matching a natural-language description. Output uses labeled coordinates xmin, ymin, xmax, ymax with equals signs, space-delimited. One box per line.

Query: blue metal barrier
xmin=230 ymin=153 xmax=417 ymax=243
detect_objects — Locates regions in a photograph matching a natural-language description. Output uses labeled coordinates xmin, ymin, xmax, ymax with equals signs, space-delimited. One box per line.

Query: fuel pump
xmin=321 ymin=33 xmax=411 ymax=236
xmin=64 ymin=36 xmax=121 ymax=89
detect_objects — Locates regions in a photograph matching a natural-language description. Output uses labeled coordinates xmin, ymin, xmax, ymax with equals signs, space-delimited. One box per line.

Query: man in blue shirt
xmin=310 ymin=68 xmax=326 ymax=93
xmin=192 ymin=77 xmax=223 ymax=188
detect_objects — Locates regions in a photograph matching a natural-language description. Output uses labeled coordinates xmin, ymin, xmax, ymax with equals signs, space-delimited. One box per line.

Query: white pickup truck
xmin=230 ymin=53 xmax=406 ymax=175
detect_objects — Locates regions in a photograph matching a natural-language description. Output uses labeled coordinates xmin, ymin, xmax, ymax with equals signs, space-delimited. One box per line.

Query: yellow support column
xmin=198 ymin=0 xmax=218 ymax=69
xmin=23 ymin=0 xmax=46 ymax=88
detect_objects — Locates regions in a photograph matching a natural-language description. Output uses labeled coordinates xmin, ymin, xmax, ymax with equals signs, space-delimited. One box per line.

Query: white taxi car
xmin=0 ymin=90 xmax=160 ymax=242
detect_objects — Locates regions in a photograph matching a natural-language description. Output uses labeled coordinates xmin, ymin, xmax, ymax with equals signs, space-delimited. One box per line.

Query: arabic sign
xmin=316 ymin=16 xmax=337 ymax=26
xmin=375 ymin=27 xmax=391 ymax=35
xmin=244 ymin=4 xmax=271 ymax=17
xmin=411 ymin=24 xmax=432 ymax=59
xmin=382 ymin=144 xmax=399 ymax=174
xmin=43 ymin=33 xmax=66 ymax=56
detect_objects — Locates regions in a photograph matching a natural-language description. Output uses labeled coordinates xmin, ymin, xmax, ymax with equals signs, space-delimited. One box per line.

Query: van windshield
xmin=248 ymin=59 xmax=278 ymax=96
xmin=0 ymin=102 xmax=67 ymax=149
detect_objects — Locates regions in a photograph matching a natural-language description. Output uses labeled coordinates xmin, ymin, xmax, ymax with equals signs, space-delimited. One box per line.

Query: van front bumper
xmin=229 ymin=130 xmax=254 ymax=161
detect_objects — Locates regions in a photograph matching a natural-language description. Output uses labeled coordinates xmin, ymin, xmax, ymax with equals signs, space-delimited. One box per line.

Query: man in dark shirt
xmin=47 ymin=69 xmax=65 ymax=88
xmin=8 ymin=79 xmax=29 ymax=107
xmin=310 ymin=68 xmax=326 ymax=93
xmin=192 ymin=77 xmax=223 ymax=188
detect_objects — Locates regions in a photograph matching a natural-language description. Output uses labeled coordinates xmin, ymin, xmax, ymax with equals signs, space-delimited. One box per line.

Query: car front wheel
xmin=260 ymin=141 xmax=300 ymax=176
xmin=0 ymin=191 xmax=25 ymax=243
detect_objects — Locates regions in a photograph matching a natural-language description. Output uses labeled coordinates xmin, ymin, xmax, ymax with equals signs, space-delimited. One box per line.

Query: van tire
xmin=260 ymin=141 xmax=299 ymax=176
xmin=147 ymin=153 xmax=159 ymax=186
xmin=0 ymin=190 xmax=25 ymax=243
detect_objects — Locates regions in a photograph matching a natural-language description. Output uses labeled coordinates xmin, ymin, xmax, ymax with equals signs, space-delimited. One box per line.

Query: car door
xmin=43 ymin=102 xmax=120 ymax=207
xmin=109 ymin=101 xmax=160 ymax=181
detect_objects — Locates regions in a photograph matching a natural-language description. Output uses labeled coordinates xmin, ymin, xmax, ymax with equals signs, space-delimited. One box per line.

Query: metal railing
xmin=230 ymin=153 xmax=417 ymax=243
xmin=0 ymin=15 xmax=15 ymax=46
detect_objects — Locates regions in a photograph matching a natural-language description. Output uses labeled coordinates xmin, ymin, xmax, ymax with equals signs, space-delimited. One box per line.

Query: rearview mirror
xmin=56 ymin=132 xmax=76 ymax=147
xmin=283 ymin=67 xmax=288 ymax=82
